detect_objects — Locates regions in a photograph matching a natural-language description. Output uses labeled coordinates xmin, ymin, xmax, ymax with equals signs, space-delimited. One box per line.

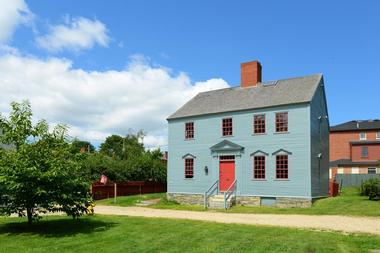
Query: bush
xmin=360 ymin=178 xmax=380 ymax=200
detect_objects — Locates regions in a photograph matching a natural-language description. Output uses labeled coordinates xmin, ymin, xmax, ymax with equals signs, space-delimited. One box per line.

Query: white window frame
xmin=352 ymin=167 xmax=359 ymax=174
xmin=359 ymin=132 xmax=366 ymax=140
xmin=337 ymin=168 xmax=344 ymax=174
xmin=368 ymin=168 xmax=377 ymax=174
xmin=376 ymin=132 xmax=380 ymax=140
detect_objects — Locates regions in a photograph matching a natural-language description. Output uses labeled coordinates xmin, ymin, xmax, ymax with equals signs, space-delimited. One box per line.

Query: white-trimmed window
xmin=359 ymin=132 xmax=366 ymax=140
xmin=337 ymin=168 xmax=344 ymax=174
xmin=368 ymin=168 xmax=377 ymax=174
xmin=376 ymin=132 xmax=380 ymax=139
xmin=352 ymin=168 xmax=359 ymax=174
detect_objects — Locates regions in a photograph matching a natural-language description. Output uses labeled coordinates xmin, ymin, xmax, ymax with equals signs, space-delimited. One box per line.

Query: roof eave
xmin=167 ymin=101 xmax=311 ymax=121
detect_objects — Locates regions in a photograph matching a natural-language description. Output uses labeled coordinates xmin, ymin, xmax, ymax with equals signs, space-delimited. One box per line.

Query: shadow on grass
xmin=0 ymin=216 xmax=117 ymax=237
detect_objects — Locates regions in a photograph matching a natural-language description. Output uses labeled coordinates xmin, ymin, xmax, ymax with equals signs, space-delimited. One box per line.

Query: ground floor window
xmin=185 ymin=158 xmax=194 ymax=178
xmin=253 ymin=156 xmax=265 ymax=179
xmin=368 ymin=168 xmax=377 ymax=174
xmin=276 ymin=155 xmax=288 ymax=179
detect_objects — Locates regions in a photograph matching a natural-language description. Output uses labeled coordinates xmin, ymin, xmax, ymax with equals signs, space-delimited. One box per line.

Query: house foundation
xmin=166 ymin=193 xmax=204 ymax=205
xmin=167 ymin=193 xmax=313 ymax=208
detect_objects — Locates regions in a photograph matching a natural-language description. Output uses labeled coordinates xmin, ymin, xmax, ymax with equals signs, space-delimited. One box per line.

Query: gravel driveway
xmin=95 ymin=206 xmax=380 ymax=236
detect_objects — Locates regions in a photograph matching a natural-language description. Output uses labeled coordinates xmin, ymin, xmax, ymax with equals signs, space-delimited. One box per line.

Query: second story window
xmin=376 ymin=132 xmax=380 ymax=140
xmin=359 ymin=132 xmax=366 ymax=140
xmin=276 ymin=112 xmax=288 ymax=133
xmin=185 ymin=158 xmax=194 ymax=178
xmin=253 ymin=114 xmax=265 ymax=134
xmin=185 ymin=122 xmax=194 ymax=139
xmin=276 ymin=155 xmax=288 ymax=179
xmin=222 ymin=118 xmax=233 ymax=136
xmin=361 ymin=146 xmax=368 ymax=158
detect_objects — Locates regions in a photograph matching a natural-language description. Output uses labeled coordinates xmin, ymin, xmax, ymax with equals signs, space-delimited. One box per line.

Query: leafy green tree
xmin=99 ymin=131 xmax=145 ymax=160
xmin=70 ymin=138 xmax=95 ymax=153
xmin=0 ymin=101 xmax=92 ymax=224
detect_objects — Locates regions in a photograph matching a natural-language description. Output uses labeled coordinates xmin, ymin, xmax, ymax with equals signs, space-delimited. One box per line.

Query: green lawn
xmin=1 ymin=215 xmax=380 ymax=253
xmin=96 ymin=188 xmax=380 ymax=217
xmin=96 ymin=192 xmax=165 ymax=206
xmin=227 ymin=188 xmax=380 ymax=216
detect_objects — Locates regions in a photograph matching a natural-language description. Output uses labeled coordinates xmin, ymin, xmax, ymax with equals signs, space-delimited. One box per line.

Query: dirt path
xmin=95 ymin=205 xmax=380 ymax=235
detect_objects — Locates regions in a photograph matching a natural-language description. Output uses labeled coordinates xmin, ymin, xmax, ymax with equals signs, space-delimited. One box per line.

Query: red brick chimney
xmin=241 ymin=61 xmax=262 ymax=88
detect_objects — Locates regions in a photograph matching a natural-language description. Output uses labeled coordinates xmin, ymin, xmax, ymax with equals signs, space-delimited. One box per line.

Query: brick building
xmin=330 ymin=120 xmax=380 ymax=179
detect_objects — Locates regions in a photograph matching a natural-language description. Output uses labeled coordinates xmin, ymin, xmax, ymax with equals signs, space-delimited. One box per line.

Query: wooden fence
xmin=92 ymin=181 xmax=167 ymax=200
xmin=335 ymin=174 xmax=380 ymax=187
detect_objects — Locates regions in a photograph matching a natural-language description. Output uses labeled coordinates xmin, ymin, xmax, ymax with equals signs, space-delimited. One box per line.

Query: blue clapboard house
xmin=167 ymin=61 xmax=329 ymax=209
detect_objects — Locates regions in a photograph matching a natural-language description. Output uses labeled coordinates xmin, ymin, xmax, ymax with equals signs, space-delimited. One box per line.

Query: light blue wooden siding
xmin=309 ymin=81 xmax=330 ymax=197
xmin=168 ymin=103 xmax=312 ymax=198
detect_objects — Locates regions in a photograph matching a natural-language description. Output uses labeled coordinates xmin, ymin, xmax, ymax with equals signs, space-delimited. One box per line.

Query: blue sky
xmin=1 ymin=0 xmax=379 ymax=148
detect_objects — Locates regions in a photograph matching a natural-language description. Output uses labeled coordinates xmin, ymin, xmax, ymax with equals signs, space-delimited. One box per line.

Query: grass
xmin=96 ymin=192 xmax=165 ymax=206
xmin=1 ymin=215 xmax=380 ymax=252
xmin=96 ymin=188 xmax=380 ymax=217
xmin=227 ymin=188 xmax=380 ymax=216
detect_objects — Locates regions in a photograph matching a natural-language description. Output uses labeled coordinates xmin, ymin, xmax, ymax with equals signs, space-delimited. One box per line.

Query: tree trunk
xmin=26 ymin=208 xmax=33 ymax=225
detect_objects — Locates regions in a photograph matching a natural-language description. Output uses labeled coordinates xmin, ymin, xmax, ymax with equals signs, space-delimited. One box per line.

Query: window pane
xmin=276 ymin=155 xmax=288 ymax=179
xmin=185 ymin=122 xmax=194 ymax=139
xmin=185 ymin=158 xmax=194 ymax=178
xmin=222 ymin=118 xmax=233 ymax=136
xmin=254 ymin=156 xmax=265 ymax=179
xmin=276 ymin=112 xmax=288 ymax=132
xmin=360 ymin=132 xmax=366 ymax=140
xmin=368 ymin=168 xmax=377 ymax=174
xmin=254 ymin=114 xmax=265 ymax=134
xmin=361 ymin=146 xmax=368 ymax=157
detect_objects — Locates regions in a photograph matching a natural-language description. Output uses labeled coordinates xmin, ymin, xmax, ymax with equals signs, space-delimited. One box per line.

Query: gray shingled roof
xmin=168 ymin=74 xmax=323 ymax=120
xmin=330 ymin=120 xmax=380 ymax=132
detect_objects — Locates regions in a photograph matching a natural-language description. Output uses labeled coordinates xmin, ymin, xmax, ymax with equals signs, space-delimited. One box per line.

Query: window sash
xmin=368 ymin=168 xmax=377 ymax=174
xmin=222 ymin=118 xmax=233 ymax=136
xmin=276 ymin=155 xmax=288 ymax=179
xmin=185 ymin=122 xmax=194 ymax=139
xmin=359 ymin=132 xmax=366 ymax=140
xmin=276 ymin=112 xmax=288 ymax=132
xmin=253 ymin=156 xmax=265 ymax=179
xmin=185 ymin=158 xmax=194 ymax=178
xmin=253 ymin=114 xmax=266 ymax=134
xmin=361 ymin=146 xmax=368 ymax=158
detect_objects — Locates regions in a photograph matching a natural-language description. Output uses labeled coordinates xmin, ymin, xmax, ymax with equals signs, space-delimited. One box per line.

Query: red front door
xmin=219 ymin=160 xmax=235 ymax=192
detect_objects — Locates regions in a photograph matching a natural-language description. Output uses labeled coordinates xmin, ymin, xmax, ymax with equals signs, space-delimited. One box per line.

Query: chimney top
xmin=240 ymin=61 xmax=262 ymax=88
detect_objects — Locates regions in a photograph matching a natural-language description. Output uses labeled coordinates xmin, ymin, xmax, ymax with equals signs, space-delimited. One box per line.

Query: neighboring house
xmin=166 ymin=61 xmax=329 ymax=208
xmin=330 ymin=120 xmax=380 ymax=179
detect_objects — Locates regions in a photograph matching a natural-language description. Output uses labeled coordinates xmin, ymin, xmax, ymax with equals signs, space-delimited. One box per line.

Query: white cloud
xmin=0 ymin=53 xmax=229 ymax=148
xmin=36 ymin=16 xmax=110 ymax=52
xmin=0 ymin=0 xmax=33 ymax=43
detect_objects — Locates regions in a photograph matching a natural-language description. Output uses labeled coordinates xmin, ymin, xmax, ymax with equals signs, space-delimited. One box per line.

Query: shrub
xmin=360 ymin=178 xmax=380 ymax=200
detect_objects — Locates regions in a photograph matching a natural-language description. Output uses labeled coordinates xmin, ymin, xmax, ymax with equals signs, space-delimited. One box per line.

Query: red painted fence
xmin=92 ymin=181 xmax=167 ymax=200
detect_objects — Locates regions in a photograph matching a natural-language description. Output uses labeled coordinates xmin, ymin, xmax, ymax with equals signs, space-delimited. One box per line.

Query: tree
xmin=99 ymin=131 xmax=145 ymax=160
xmin=70 ymin=138 xmax=95 ymax=153
xmin=0 ymin=101 xmax=92 ymax=224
